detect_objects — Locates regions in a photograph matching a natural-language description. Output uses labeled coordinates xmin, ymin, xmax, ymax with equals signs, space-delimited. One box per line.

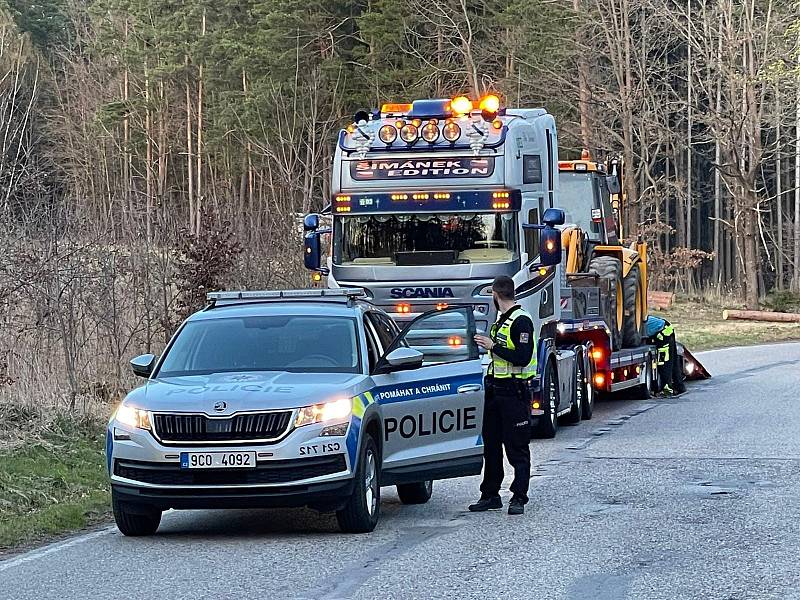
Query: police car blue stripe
xmin=371 ymin=373 xmax=483 ymax=405
xmin=346 ymin=416 xmax=361 ymax=467
xmin=105 ymin=428 xmax=113 ymax=475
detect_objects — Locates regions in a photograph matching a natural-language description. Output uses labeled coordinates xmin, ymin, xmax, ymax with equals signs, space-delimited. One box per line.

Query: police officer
xmin=644 ymin=315 xmax=686 ymax=396
xmin=469 ymin=276 xmax=536 ymax=516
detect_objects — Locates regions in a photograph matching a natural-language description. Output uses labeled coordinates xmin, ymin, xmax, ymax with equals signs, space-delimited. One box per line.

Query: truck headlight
xmin=295 ymin=398 xmax=352 ymax=427
xmin=114 ymin=404 xmax=152 ymax=430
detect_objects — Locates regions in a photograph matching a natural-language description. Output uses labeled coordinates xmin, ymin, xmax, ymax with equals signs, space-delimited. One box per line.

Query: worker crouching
xmin=644 ymin=315 xmax=686 ymax=396
xmin=469 ymin=276 xmax=535 ymax=516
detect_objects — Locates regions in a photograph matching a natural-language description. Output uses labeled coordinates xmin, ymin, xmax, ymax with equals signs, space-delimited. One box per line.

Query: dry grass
xmin=658 ymin=297 xmax=800 ymax=351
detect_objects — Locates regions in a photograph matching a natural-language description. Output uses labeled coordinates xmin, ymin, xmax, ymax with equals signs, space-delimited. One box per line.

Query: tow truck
xmin=302 ymin=96 xmax=704 ymax=439
xmin=303 ymin=95 xmax=597 ymax=437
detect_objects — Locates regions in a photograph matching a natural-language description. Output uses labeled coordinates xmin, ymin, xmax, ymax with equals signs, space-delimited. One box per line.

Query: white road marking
xmin=0 ymin=526 xmax=117 ymax=573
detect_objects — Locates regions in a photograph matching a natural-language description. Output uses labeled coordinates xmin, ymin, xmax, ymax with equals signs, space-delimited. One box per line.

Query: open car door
xmin=371 ymin=306 xmax=485 ymax=486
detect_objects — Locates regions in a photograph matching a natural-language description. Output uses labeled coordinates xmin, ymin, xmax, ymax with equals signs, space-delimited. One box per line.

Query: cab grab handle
xmin=457 ymin=384 xmax=482 ymax=394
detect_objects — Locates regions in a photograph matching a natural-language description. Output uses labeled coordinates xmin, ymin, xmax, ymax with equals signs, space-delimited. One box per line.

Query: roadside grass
xmin=660 ymin=297 xmax=800 ymax=351
xmin=0 ymin=417 xmax=110 ymax=553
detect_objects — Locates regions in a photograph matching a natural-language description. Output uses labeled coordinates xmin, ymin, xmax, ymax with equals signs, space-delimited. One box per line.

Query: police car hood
xmin=127 ymin=372 xmax=368 ymax=414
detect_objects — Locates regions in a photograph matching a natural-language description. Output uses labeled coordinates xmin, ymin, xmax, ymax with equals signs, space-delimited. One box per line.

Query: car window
xmin=367 ymin=312 xmax=396 ymax=351
xmin=157 ymin=315 xmax=361 ymax=376
xmin=393 ymin=307 xmax=477 ymax=365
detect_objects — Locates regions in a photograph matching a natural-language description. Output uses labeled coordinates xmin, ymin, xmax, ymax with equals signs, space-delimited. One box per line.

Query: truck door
xmin=371 ymin=307 xmax=485 ymax=484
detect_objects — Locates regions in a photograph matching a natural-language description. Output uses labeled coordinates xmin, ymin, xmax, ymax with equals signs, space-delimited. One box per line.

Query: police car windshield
xmin=334 ymin=212 xmax=518 ymax=266
xmin=558 ymin=172 xmax=601 ymax=241
xmin=157 ymin=315 xmax=361 ymax=376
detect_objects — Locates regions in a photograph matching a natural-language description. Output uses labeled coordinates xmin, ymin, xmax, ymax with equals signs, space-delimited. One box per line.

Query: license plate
xmin=180 ymin=451 xmax=256 ymax=469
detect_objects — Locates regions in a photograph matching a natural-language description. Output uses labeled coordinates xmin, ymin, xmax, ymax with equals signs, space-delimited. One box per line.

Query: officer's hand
xmin=474 ymin=334 xmax=494 ymax=351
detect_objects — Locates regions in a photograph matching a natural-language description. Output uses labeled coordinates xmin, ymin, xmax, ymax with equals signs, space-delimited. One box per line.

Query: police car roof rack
xmin=206 ymin=288 xmax=366 ymax=308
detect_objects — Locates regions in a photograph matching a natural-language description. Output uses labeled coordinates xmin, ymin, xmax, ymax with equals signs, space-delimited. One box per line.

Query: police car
xmin=108 ymin=288 xmax=485 ymax=535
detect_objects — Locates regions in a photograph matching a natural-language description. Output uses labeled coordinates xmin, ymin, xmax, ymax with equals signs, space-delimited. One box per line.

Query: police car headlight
xmin=295 ymin=398 xmax=352 ymax=428
xmin=114 ymin=404 xmax=152 ymax=430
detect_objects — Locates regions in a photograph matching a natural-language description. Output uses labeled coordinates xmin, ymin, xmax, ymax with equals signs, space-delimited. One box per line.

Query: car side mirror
xmin=304 ymin=231 xmax=322 ymax=271
xmin=130 ymin=354 xmax=157 ymax=378
xmin=377 ymin=347 xmax=424 ymax=373
xmin=303 ymin=213 xmax=320 ymax=231
xmin=538 ymin=227 xmax=562 ymax=266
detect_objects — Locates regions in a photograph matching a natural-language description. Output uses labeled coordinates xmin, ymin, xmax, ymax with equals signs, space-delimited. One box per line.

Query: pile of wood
xmin=648 ymin=291 xmax=675 ymax=311
xmin=722 ymin=310 xmax=800 ymax=323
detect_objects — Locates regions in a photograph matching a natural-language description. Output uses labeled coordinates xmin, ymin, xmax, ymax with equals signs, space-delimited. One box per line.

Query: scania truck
xmin=303 ymin=96 xmax=657 ymax=437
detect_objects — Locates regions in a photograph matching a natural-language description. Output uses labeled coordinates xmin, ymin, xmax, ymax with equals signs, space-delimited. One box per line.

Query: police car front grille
xmin=152 ymin=411 xmax=293 ymax=444
xmin=114 ymin=455 xmax=346 ymax=486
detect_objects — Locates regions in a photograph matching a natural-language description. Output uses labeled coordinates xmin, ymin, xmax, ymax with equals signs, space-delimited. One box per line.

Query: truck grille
xmin=114 ymin=455 xmax=347 ymax=486
xmin=152 ymin=411 xmax=293 ymax=444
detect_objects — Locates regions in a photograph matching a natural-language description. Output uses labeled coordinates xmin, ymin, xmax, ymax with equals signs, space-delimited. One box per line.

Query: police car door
xmin=370 ymin=307 xmax=485 ymax=483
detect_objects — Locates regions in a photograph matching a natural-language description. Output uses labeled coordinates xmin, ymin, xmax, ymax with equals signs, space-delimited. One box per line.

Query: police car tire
xmin=336 ymin=434 xmax=380 ymax=534
xmin=622 ymin=266 xmax=643 ymax=348
xmin=588 ymin=256 xmax=623 ymax=351
xmin=565 ymin=359 xmax=582 ymax=425
xmin=112 ymin=490 xmax=161 ymax=536
xmin=532 ymin=360 xmax=559 ymax=439
xmin=396 ymin=480 xmax=434 ymax=505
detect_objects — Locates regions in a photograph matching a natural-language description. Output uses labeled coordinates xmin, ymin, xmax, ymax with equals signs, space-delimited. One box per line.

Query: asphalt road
xmin=2 ymin=343 xmax=800 ymax=600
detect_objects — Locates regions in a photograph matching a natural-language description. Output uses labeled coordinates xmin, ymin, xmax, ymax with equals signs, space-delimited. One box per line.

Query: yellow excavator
xmin=558 ymin=151 xmax=647 ymax=350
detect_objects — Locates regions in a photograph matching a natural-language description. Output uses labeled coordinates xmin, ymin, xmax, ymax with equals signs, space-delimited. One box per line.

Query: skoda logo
xmin=213 ymin=401 xmax=227 ymax=413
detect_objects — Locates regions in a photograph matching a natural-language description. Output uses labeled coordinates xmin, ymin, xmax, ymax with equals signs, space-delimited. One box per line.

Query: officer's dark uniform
xmin=644 ymin=315 xmax=685 ymax=394
xmin=479 ymin=305 xmax=536 ymax=505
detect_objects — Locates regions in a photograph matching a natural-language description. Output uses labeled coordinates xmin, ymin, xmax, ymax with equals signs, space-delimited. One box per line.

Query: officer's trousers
xmin=656 ymin=332 xmax=685 ymax=393
xmin=479 ymin=376 xmax=531 ymax=503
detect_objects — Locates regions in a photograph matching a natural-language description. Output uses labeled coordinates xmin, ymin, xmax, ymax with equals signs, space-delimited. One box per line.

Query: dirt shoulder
xmin=658 ymin=298 xmax=800 ymax=351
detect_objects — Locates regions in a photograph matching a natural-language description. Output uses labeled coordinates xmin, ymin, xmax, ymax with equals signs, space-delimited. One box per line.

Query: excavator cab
xmin=558 ymin=151 xmax=647 ymax=351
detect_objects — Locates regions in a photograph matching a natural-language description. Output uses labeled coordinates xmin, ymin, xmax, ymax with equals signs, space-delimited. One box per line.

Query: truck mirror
xmin=303 ymin=213 xmax=320 ymax=231
xmin=304 ymin=232 xmax=322 ymax=270
xmin=542 ymin=207 xmax=565 ymax=226
xmin=130 ymin=354 xmax=156 ymax=378
xmin=606 ymin=175 xmax=621 ymax=195
xmin=539 ymin=227 xmax=562 ymax=266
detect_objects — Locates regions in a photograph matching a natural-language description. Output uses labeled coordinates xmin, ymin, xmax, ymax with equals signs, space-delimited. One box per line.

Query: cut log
xmin=648 ymin=290 xmax=675 ymax=310
xmin=722 ymin=309 xmax=800 ymax=323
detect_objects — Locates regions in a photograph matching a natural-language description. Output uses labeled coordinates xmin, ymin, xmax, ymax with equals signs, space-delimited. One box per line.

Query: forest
xmin=0 ymin=0 xmax=799 ymax=413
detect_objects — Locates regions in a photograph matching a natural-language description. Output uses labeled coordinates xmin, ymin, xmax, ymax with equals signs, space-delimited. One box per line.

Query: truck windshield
xmin=157 ymin=316 xmax=361 ymax=376
xmin=334 ymin=212 xmax=518 ymax=266
xmin=559 ymin=172 xmax=601 ymax=240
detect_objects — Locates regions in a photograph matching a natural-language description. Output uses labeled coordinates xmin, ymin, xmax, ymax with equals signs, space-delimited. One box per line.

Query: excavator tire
xmin=622 ymin=265 xmax=644 ymax=348
xmin=588 ymin=255 xmax=623 ymax=351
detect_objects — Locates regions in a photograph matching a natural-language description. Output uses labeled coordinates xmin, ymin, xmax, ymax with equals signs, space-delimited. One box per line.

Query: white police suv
xmin=108 ymin=289 xmax=485 ymax=535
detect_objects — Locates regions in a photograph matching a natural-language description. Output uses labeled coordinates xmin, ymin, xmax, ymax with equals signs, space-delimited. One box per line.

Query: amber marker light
xmin=396 ymin=303 xmax=411 ymax=314
xmin=594 ymin=372 xmax=606 ymax=387
xmin=448 ymin=336 xmax=462 ymax=346
xmin=451 ymin=96 xmax=473 ymax=115
xmin=591 ymin=348 xmax=604 ymax=361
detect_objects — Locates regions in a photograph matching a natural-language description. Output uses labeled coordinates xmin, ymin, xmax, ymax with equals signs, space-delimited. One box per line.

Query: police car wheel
xmin=112 ymin=489 xmax=161 ymax=537
xmin=566 ymin=358 xmax=582 ymax=425
xmin=397 ymin=480 xmax=434 ymax=504
xmin=336 ymin=435 xmax=380 ymax=533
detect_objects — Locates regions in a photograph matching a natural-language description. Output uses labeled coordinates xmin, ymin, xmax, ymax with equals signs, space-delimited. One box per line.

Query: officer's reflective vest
xmin=489 ymin=307 xmax=537 ymax=379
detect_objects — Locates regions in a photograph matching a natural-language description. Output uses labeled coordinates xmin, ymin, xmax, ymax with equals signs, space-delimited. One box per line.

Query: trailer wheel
xmin=532 ymin=360 xmax=559 ymax=439
xmin=634 ymin=358 xmax=653 ymax=400
xmin=588 ymin=256 xmax=624 ymax=350
xmin=565 ymin=359 xmax=582 ymax=425
xmin=579 ymin=350 xmax=594 ymax=420
xmin=622 ymin=265 xmax=644 ymax=348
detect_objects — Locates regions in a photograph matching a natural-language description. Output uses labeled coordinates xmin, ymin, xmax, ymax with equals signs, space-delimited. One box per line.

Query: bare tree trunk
xmin=195 ymin=9 xmax=206 ymax=234
xmin=185 ymin=56 xmax=194 ymax=233
xmin=793 ymin=81 xmax=800 ymax=292
xmin=776 ymin=86 xmax=783 ymax=290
